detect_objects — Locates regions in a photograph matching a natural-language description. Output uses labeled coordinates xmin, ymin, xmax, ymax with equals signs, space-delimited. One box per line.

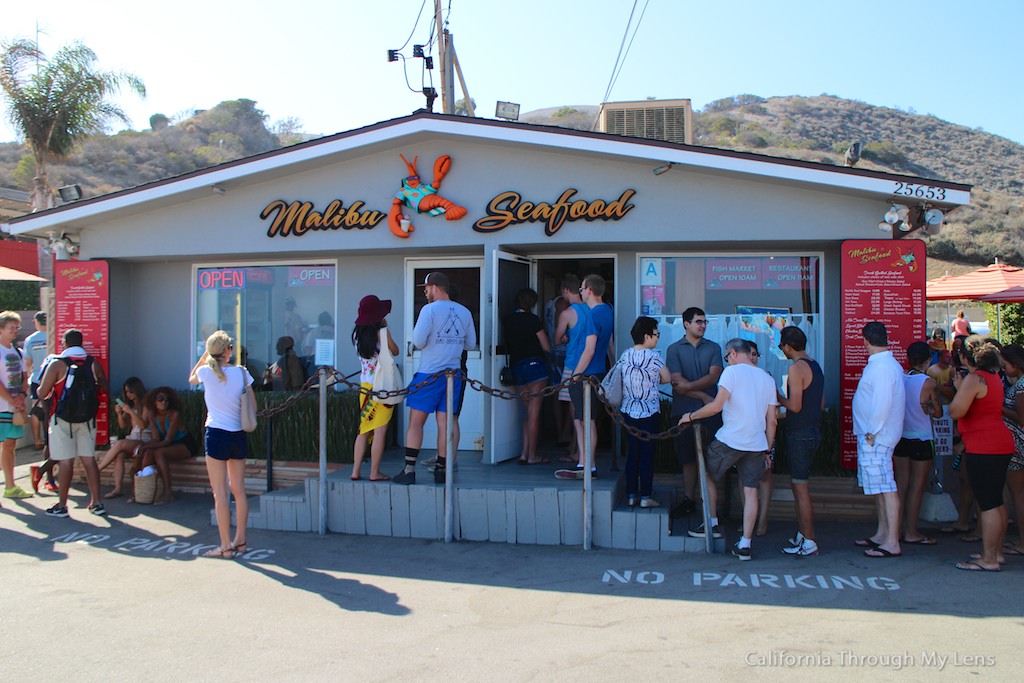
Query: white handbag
xmin=372 ymin=328 xmax=404 ymax=405
xmin=239 ymin=367 xmax=257 ymax=432
xmin=600 ymin=361 xmax=623 ymax=409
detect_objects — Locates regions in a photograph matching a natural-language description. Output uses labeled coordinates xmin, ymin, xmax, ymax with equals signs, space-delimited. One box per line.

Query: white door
xmin=487 ymin=251 xmax=534 ymax=464
xmin=403 ymin=259 xmax=485 ymax=451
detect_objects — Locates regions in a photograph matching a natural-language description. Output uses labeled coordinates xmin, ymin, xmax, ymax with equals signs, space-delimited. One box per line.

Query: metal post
xmin=444 ymin=371 xmax=454 ymax=543
xmin=265 ymin=414 xmax=273 ymax=493
xmin=318 ymin=367 xmax=328 ymax=537
xmin=694 ymin=425 xmax=714 ymax=554
xmin=583 ymin=380 xmax=593 ymax=551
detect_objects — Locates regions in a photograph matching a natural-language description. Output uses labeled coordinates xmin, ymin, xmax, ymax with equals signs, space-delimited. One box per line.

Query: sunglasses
xmin=155 ymin=395 xmax=168 ymax=402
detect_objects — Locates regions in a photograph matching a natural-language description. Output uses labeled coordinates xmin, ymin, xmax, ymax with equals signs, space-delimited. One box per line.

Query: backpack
xmin=55 ymin=356 xmax=99 ymax=424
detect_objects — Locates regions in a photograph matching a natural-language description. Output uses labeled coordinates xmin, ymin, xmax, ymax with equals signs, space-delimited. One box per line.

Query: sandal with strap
xmin=204 ymin=546 xmax=237 ymax=559
xmin=232 ymin=542 xmax=247 ymax=555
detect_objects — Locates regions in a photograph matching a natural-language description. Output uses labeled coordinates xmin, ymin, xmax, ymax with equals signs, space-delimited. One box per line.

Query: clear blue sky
xmin=3 ymin=0 xmax=1023 ymax=145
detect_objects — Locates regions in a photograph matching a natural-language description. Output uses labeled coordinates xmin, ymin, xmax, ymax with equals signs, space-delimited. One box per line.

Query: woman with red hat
xmin=351 ymin=295 xmax=399 ymax=481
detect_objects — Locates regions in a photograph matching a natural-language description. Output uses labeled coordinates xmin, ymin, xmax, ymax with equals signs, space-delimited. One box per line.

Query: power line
xmin=601 ymin=0 xmax=651 ymax=104
xmin=397 ymin=0 xmax=430 ymax=50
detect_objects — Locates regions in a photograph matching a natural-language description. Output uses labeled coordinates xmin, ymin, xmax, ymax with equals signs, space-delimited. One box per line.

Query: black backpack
xmin=56 ymin=356 xmax=99 ymax=424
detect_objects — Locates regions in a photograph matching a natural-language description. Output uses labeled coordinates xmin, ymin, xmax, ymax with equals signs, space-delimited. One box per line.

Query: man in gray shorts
xmin=678 ymin=338 xmax=778 ymax=560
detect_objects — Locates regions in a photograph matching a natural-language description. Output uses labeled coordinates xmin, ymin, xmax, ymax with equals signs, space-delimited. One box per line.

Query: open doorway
xmin=534 ymin=256 xmax=616 ymax=453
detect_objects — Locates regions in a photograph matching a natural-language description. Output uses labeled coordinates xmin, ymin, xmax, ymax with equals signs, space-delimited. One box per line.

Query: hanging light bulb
xmin=878 ymin=221 xmax=893 ymax=232
xmin=884 ymin=205 xmax=900 ymax=225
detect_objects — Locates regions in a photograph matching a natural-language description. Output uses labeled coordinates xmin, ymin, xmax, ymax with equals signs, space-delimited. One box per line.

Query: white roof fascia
xmin=5 ymin=116 xmax=970 ymax=236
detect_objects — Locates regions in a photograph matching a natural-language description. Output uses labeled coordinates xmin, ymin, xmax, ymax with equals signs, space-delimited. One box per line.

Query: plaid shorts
xmin=857 ymin=439 xmax=896 ymax=495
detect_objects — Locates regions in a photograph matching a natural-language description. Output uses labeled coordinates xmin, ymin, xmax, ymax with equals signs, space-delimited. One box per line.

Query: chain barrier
xmin=256 ymin=364 xmax=695 ymax=443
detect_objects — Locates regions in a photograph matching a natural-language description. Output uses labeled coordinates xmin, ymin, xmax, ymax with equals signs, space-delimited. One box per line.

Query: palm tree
xmin=0 ymin=39 xmax=145 ymax=211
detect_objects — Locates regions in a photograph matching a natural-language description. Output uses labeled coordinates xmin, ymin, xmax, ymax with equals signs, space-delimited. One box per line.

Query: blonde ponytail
xmin=205 ymin=330 xmax=232 ymax=382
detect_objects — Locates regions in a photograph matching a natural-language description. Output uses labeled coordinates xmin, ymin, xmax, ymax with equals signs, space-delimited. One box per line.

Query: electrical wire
xmin=398 ymin=55 xmax=422 ymax=93
xmin=601 ymin=0 xmax=651 ymax=104
xmin=397 ymin=0 xmax=430 ymax=51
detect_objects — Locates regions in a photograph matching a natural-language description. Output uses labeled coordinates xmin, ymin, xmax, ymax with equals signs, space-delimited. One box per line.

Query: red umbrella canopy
xmin=979 ymin=285 xmax=1024 ymax=304
xmin=926 ymin=262 xmax=1024 ymax=301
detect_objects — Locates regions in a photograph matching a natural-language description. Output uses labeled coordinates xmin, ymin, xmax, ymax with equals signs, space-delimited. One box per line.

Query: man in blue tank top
xmin=776 ymin=326 xmax=824 ymax=557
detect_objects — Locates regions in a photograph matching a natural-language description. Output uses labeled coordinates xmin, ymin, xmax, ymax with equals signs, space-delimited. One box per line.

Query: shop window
xmin=640 ymin=255 xmax=821 ymax=387
xmin=195 ymin=264 xmax=336 ymax=382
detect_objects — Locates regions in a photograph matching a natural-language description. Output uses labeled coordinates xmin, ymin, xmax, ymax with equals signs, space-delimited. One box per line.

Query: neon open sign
xmin=198 ymin=269 xmax=246 ymax=289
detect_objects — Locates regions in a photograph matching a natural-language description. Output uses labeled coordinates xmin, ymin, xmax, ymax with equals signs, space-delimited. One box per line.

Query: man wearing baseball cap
xmin=395 ymin=272 xmax=477 ymax=485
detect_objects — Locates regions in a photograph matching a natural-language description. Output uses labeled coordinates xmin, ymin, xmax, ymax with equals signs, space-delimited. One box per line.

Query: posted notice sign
xmin=54 ymin=260 xmax=110 ymax=445
xmin=839 ymin=240 xmax=925 ymax=469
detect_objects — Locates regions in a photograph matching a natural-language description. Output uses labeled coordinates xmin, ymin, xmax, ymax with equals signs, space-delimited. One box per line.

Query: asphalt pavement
xmin=1 ymin=446 xmax=1020 ymax=681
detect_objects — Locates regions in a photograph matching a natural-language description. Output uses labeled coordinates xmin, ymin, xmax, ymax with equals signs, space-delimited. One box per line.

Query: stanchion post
xmin=444 ymin=370 xmax=454 ymax=543
xmin=694 ymin=425 xmax=714 ymax=554
xmin=318 ymin=366 xmax=328 ymax=537
xmin=583 ymin=379 xmax=593 ymax=551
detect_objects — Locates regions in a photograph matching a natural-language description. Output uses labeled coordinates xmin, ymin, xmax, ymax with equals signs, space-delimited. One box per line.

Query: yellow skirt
xmin=359 ymin=382 xmax=394 ymax=436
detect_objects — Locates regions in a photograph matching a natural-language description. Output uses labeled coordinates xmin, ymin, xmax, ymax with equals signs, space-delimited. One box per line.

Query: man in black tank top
xmin=776 ymin=326 xmax=824 ymax=557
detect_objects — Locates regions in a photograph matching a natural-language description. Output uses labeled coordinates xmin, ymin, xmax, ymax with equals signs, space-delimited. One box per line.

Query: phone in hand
xmin=115 ymin=397 xmax=125 ymax=406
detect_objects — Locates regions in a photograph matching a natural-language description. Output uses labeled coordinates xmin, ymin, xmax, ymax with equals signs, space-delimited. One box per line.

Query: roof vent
xmin=597 ymin=99 xmax=693 ymax=145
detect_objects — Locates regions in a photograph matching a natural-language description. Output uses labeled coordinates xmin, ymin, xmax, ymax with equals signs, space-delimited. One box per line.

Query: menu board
xmin=54 ymin=260 xmax=110 ymax=445
xmin=840 ymin=240 xmax=925 ymax=469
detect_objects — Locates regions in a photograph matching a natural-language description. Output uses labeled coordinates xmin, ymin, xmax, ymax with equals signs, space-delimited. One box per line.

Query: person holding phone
xmin=96 ymin=377 xmax=151 ymax=499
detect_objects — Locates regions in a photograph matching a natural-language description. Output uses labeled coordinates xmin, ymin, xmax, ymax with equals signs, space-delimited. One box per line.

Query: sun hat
xmin=355 ymin=295 xmax=392 ymax=325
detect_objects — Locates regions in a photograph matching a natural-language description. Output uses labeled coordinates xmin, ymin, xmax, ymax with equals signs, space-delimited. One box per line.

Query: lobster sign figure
xmin=388 ymin=153 xmax=467 ymax=238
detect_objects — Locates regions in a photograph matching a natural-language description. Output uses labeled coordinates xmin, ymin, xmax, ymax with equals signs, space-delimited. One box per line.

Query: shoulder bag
xmin=372 ymin=328 xmax=404 ymax=405
xmin=239 ymin=367 xmax=257 ymax=432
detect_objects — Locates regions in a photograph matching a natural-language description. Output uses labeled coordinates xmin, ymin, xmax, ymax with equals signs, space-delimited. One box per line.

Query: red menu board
xmin=54 ymin=261 xmax=110 ymax=445
xmin=840 ymin=240 xmax=925 ymax=469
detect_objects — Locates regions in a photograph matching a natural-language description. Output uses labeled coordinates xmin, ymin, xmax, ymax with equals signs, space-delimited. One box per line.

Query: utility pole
xmin=434 ymin=0 xmax=450 ymax=114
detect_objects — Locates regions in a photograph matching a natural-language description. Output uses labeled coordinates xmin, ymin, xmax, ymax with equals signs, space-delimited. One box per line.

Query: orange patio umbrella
xmin=926 ymin=261 xmax=1024 ymax=301
xmin=0 ymin=265 xmax=46 ymax=282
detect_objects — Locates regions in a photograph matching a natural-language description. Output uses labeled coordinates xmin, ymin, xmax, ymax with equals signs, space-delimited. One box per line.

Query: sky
xmin=2 ymin=0 xmax=1023 ymax=146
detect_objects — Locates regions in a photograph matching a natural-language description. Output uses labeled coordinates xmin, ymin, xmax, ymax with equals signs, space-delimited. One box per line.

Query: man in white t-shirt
xmin=24 ymin=311 xmax=48 ymax=449
xmin=0 ymin=311 xmax=30 ymax=502
xmin=678 ymin=338 xmax=778 ymax=560
xmin=394 ymin=272 xmax=476 ymax=485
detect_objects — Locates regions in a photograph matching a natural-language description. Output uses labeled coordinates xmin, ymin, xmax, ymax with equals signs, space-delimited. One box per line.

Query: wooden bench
xmin=78 ymin=457 xmax=341 ymax=497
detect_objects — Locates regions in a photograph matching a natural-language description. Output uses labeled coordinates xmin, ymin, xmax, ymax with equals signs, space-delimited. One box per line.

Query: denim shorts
xmin=513 ymin=357 xmax=548 ymax=386
xmin=205 ymin=427 xmax=248 ymax=461
xmin=784 ymin=427 xmax=820 ymax=483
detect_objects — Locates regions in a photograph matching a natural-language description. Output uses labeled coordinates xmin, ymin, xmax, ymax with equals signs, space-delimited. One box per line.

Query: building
xmin=3 ymin=112 xmax=970 ymax=466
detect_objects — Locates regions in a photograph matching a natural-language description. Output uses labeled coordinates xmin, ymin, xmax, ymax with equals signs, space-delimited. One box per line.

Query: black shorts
xmin=204 ymin=427 xmax=247 ymax=461
xmin=964 ymin=452 xmax=1011 ymax=512
xmin=893 ymin=438 xmax=934 ymax=462
xmin=569 ymin=376 xmax=602 ymax=419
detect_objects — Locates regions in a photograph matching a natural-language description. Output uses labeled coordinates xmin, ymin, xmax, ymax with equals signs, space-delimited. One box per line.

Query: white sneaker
xmin=787 ymin=530 xmax=805 ymax=547
xmin=782 ymin=539 xmax=818 ymax=556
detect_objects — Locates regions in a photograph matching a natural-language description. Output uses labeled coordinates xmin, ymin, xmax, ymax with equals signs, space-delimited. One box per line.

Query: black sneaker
xmin=393 ymin=470 xmax=416 ymax=486
xmin=88 ymin=503 xmax=107 ymax=516
xmin=670 ymin=496 xmax=696 ymax=518
xmin=688 ymin=522 xmax=722 ymax=539
xmin=732 ymin=542 xmax=752 ymax=561
xmin=434 ymin=467 xmax=446 ymax=485
xmin=45 ymin=504 xmax=69 ymax=518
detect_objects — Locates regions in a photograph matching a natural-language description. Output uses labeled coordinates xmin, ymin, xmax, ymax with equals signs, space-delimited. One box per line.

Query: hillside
xmin=523 ymin=96 xmax=1024 ymax=267
xmin=1 ymin=95 xmax=1022 ymax=268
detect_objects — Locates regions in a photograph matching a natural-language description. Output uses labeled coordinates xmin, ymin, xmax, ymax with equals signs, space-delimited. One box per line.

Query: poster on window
xmin=840 ymin=240 xmax=925 ymax=469
xmin=54 ymin=260 xmax=110 ymax=445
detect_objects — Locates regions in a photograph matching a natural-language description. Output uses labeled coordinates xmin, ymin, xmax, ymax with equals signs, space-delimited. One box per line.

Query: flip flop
xmin=902 ymin=537 xmax=937 ymax=545
xmin=955 ymin=561 xmax=1000 ymax=572
xmin=864 ymin=547 xmax=901 ymax=558
xmin=960 ymin=534 xmax=982 ymax=543
xmin=969 ymin=553 xmax=1006 ymax=564
xmin=369 ymin=475 xmax=391 ymax=481
xmin=1002 ymin=544 xmax=1024 ymax=556
xmin=104 ymin=491 xmax=123 ymax=500
xmin=940 ymin=526 xmax=971 ymax=534
xmin=350 ymin=475 xmax=361 ymax=481
xmin=854 ymin=538 xmax=880 ymax=548
xmin=524 ymin=458 xmax=551 ymax=465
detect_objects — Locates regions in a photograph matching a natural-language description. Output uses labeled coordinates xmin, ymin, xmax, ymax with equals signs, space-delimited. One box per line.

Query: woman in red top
xmin=949 ymin=337 xmax=1013 ymax=571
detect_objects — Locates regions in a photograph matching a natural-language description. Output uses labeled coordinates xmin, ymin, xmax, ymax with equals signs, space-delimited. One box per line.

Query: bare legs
xmin=870 ymin=491 xmax=902 ymax=556
xmin=791 ymin=481 xmax=816 ymax=543
xmin=894 ymin=456 xmax=933 ymax=542
xmin=97 ymin=439 xmax=144 ymax=497
xmin=518 ymin=380 xmax=546 ymax=464
xmin=1 ymin=437 xmax=16 ymax=489
xmin=205 ymin=456 xmax=248 ymax=554
xmin=140 ymin=443 xmax=191 ymax=504
xmin=352 ymin=424 xmax=390 ymax=480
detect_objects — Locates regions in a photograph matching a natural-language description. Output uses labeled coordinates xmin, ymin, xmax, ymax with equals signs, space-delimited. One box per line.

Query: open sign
xmin=198 ymin=269 xmax=246 ymax=289
xmin=287 ymin=266 xmax=335 ymax=287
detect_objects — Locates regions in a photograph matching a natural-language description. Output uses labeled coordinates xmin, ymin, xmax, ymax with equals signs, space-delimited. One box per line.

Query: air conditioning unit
xmin=597 ymin=99 xmax=693 ymax=145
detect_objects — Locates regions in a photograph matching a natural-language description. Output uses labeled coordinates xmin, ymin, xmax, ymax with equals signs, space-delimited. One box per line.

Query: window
xmin=640 ymin=254 xmax=822 ymax=387
xmin=195 ymin=263 xmax=336 ymax=381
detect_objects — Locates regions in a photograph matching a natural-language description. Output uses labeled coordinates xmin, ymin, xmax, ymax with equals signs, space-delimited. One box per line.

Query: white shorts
xmin=48 ymin=417 xmax=96 ymax=461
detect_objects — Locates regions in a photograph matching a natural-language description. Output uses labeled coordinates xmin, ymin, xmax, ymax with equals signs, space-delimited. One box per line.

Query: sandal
xmin=204 ymin=546 xmax=236 ymax=559
xmin=232 ymin=542 xmax=247 ymax=555
xmin=104 ymin=490 xmax=123 ymax=499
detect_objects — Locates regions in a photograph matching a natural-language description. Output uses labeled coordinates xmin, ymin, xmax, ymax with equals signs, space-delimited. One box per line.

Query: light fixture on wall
xmin=652 ymin=162 xmax=674 ymax=176
xmin=879 ymin=202 xmax=911 ymax=232
xmin=45 ymin=230 xmax=79 ymax=260
xmin=57 ymin=184 xmax=83 ymax=203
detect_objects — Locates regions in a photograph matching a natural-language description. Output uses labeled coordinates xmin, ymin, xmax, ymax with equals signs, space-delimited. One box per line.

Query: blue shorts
xmin=513 ymin=357 xmax=548 ymax=386
xmin=205 ymin=427 xmax=248 ymax=461
xmin=0 ymin=414 xmax=24 ymax=442
xmin=784 ymin=427 xmax=820 ymax=483
xmin=406 ymin=372 xmax=465 ymax=415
